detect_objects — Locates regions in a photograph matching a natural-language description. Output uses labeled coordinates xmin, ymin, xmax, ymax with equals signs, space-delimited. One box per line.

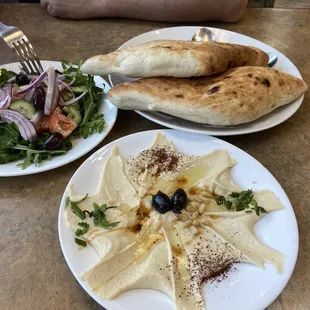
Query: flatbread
xmin=107 ymin=66 xmax=308 ymax=125
xmin=81 ymin=40 xmax=269 ymax=78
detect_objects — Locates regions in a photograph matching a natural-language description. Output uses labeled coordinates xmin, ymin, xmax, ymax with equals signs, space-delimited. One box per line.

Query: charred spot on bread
xmin=207 ymin=86 xmax=220 ymax=95
xmin=248 ymin=73 xmax=253 ymax=78
xmin=175 ymin=94 xmax=184 ymax=98
xmin=262 ymin=79 xmax=271 ymax=87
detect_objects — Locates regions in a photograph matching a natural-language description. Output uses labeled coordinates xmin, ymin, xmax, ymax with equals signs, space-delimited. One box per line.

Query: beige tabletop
xmin=0 ymin=4 xmax=309 ymax=310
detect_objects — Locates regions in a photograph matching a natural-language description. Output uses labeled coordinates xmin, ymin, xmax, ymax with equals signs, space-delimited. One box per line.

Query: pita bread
xmin=108 ymin=67 xmax=308 ymax=125
xmin=81 ymin=40 xmax=269 ymax=78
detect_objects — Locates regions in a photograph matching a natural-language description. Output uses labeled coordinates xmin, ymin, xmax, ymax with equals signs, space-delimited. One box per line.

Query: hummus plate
xmin=58 ymin=129 xmax=298 ymax=310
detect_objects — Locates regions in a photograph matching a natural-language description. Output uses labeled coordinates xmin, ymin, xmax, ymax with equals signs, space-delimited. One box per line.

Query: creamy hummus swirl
xmin=66 ymin=134 xmax=285 ymax=309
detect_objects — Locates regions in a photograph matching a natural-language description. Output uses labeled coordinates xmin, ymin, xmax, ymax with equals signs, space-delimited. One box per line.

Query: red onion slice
xmin=58 ymin=79 xmax=74 ymax=96
xmin=59 ymin=89 xmax=88 ymax=106
xmin=0 ymin=85 xmax=12 ymax=109
xmin=53 ymin=73 xmax=60 ymax=110
xmin=17 ymin=67 xmax=49 ymax=95
xmin=23 ymin=88 xmax=35 ymax=102
xmin=30 ymin=111 xmax=44 ymax=125
xmin=44 ymin=67 xmax=57 ymax=115
xmin=0 ymin=110 xmax=37 ymax=142
xmin=57 ymin=75 xmax=75 ymax=86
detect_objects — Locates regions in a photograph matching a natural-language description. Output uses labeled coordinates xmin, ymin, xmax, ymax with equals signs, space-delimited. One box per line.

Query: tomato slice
xmin=48 ymin=107 xmax=77 ymax=138
xmin=35 ymin=116 xmax=50 ymax=133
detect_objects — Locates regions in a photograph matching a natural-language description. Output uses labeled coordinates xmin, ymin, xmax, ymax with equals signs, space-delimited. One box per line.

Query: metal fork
xmin=0 ymin=22 xmax=43 ymax=75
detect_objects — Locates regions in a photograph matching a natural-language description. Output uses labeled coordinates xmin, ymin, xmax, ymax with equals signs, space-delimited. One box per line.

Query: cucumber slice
xmin=61 ymin=89 xmax=74 ymax=102
xmin=62 ymin=106 xmax=81 ymax=125
xmin=71 ymin=86 xmax=87 ymax=94
xmin=10 ymin=100 xmax=36 ymax=119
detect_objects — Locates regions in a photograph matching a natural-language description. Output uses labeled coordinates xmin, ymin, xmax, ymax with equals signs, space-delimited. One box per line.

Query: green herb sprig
xmin=215 ymin=189 xmax=267 ymax=216
xmin=90 ymin=203 xmax=120 ymax=229
xmin=75 ymin=222 xmax=89 ymax=236
xmin=75 ymin=238 xmax=87 ymax=247
xmin=66 ymin=197 xmax=120 ymax=248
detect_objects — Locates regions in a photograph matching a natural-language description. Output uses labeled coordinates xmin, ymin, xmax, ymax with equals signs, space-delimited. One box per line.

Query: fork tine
xmin=13 ymin=41 xmax=38 ymax=75
xmin=22 ymin=38 xmax=43 ymax=74
xmin=10 ymin=43 xmax=31 ymax=74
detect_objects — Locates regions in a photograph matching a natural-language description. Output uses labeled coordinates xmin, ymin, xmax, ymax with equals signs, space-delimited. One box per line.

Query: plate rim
xmin=58 ymin=128 xmax=299 ymax=310
xmin=108 ymin=26 xmax=305 ymax=136
xmin=0 ymin=60 xmax=118 ymax=177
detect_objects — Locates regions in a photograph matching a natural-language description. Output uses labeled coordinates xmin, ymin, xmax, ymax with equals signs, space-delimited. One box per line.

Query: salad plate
xmin=109 ymin=26 xmax=305 ymax=136
xmin=58 ymin=129 xmax=298 ymax=310
xmin=0 ymin=60 xmax=117 ymax=177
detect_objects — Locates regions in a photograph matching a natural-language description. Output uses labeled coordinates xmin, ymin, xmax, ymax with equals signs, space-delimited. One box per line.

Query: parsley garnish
xmin=90 ymin=203 xmax=120 ymax=229
xmin=70 ymin=202 xmax=86 ymax=220
xmin=215 ymin=196 xmax=232 ymax=209
xmin=215 ymin=189 xmax=267 ymax=216
xmin=75 ymin=222 xmax=89 ymax=236
xmin=67 ymin=196 xmax=120 ymax=248
xmin=65 ymin=196 xmax=70 ymax=209
xmin=75 ymin=238 xmax=87 ymax=247
xmin=71 ymin=193 xmax=89 ymax=203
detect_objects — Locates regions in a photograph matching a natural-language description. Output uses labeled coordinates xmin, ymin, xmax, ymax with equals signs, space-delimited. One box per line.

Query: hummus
xmin=65 ymin=134 xmax=285 ymax=309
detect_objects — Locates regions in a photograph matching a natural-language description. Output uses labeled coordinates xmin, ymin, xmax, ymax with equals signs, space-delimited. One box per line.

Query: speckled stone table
xmin=0 ymin=5 xmax=309 ymax=310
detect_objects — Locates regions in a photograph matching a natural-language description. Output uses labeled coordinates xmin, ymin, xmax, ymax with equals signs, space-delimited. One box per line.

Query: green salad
xmin=0 ymin=61 xmax=105 ymax=169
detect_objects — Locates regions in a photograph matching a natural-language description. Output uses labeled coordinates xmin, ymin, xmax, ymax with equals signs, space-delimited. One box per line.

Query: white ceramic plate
xmin=0 ymin=61 xmax=117 ymax=177
xmin=58 ymin=129 xmax=298 ymax=310
xmin=109 ymin=26 xmax=305 ymax=136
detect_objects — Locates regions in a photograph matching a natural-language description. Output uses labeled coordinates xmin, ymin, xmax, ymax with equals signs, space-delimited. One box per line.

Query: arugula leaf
xmin=70 ymin=202 xmax=86 ymax=220
xmin=74 ymin=114 xmax=105 ymax=139
xmin=0 ymin=123 xmax=72 ymax=168
xmin=75 ymin=222 xmax=89 ymax=236
xmin=75 ymin=238 xmax=87 ymax=247
xmin=0 ymin=123 xmax=20 ymax=148
xmin=61 ymin=60 xmax=105 ymax=139
xmin=0 ymin=68 xmax=16 ymax=87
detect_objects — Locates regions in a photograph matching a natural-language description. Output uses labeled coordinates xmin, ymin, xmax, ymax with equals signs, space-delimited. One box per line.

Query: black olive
xmin=171 ymin=188 xmax=187 ymax=212
xmin=152 ymin=191 xmax=172 ymax=214
xmin=32 ymin=86 xmax=46 ymax=111
xmin=44 ymin=132 xmax=64 ymax=150
xmin=15 ymin=73 xmax=30 ymax=86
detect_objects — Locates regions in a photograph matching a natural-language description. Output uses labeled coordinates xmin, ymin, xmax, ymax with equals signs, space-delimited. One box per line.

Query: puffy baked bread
xmin=81 ymin=40 xmax=269 ymax=78
xmin=108 ymin=66 xmax=308 ymax=125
